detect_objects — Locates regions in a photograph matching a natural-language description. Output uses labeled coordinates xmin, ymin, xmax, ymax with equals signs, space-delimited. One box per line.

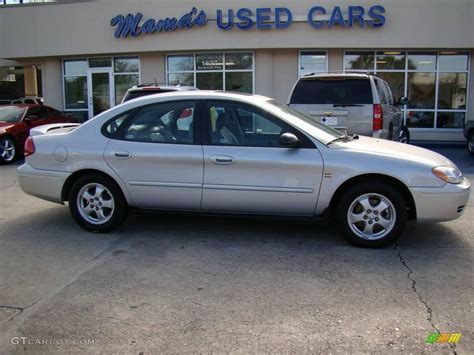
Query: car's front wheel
xmin=468 ymin=132 xmax=474 ymax=155
xmin=69 ymin=174 xmax=127 ymax=232
xmin=336 ymin=182 xmax=408 ymax=247
xmin=0 ymin=136 xmax=16 ymax=164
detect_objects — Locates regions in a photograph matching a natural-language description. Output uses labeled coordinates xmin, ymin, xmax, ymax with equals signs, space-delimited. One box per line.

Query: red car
xmin=0 ymin=105 xmax=77 ymax=164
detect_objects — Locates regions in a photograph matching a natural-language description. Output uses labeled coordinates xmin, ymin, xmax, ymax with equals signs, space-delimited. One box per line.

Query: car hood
xmin=335 ymin=136 xmax=454 ymax=168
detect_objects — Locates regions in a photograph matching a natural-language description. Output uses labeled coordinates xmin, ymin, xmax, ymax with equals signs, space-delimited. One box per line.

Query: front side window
xmin=205 ymin=101 xmax=292 ymax=147
xmin=123 ymin=101 xmax=196 ymax=144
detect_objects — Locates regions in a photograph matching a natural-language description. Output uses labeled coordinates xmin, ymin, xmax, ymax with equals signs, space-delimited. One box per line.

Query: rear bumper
xmin=410 ymin=178 xmax=471 ymax=222
xmin=17 ymin=163 xmax=70 ymax=204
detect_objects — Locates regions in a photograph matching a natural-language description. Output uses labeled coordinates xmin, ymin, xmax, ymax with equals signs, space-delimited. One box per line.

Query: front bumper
xmin=17 ymin=163 xmax=70 ymax=204
xmin=410 ymin=178 xmax=471 ymax=222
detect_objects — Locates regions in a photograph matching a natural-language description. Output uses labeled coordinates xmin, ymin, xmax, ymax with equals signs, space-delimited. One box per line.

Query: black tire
xmin=0 ymin=136 xmax=17 ymax=165
xmin=397 ymin=126 xmax=410 ymax=144
xmin=468 ymin=132 xmax=474 ymax=156
xmin=335 ymin=182 xmax=408 ymax=248
xmin=68 ymin=173 xmax=128 ymax=232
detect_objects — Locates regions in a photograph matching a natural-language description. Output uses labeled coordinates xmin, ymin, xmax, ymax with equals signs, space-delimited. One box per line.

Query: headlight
xmin=432 ymin=166 xmax=463 ymax=184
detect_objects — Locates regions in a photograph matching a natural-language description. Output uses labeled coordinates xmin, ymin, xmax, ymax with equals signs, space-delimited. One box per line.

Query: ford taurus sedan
xmin=17 ymin=92 xmax=470 ymax=247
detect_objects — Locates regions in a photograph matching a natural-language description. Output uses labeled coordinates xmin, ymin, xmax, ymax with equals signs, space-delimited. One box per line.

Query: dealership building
xmin=0 ymin=0 xmax=473 ymax=141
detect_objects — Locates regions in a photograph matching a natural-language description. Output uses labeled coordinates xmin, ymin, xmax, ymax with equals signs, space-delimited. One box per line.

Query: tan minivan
xmin=288 ymin=73 xmax=410 ymax=143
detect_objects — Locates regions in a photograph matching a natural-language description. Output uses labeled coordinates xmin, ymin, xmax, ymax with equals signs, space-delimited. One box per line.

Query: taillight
xmin=373 ymin=104 xmax=383 ymax=131
xmin=24 ymin=137 xmax=35 ymax=157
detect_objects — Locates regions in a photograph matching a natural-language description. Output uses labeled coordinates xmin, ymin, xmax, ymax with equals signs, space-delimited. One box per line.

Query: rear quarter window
xmin=290 ymin=78 xmax=373 ymax=105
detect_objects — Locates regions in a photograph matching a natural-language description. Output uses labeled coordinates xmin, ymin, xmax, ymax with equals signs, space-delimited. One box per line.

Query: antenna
xmin=154 ymin=77 xmax=158 ymax=86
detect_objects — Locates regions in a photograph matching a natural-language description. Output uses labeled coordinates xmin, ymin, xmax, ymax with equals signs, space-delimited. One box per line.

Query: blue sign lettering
xmin=111 ymin=8 xmax=208 ymax=38
xmin=111 ymin=6 xmax=386 ymax=39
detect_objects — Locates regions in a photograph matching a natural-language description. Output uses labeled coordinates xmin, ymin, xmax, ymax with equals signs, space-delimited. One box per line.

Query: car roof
xmin=120 ymin=90 xmax=272 ymax=108
xmin=6 ymin=104 xmax=43 ymax=108
xmin=301 ymin=73 xmax=372 ymax=79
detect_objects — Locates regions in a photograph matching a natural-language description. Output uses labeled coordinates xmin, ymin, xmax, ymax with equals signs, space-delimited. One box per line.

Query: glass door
xmin=87 ymin=68 xmax=114 ymax=119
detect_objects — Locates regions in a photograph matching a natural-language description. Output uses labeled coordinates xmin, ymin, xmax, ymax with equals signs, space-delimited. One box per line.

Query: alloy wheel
xmin=347 ymin=193 xmax=397 ymax=240
xmin=0 ymin=138 xmax=15 ymax=162
xmin=76 ymin=183 xmax=115 ymax=225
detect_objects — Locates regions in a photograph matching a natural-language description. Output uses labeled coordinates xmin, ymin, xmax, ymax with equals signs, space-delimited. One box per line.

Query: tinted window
xmin=290 ymin=78 xmax=373 ymax=105
xmin=123 ymin=101 xmax=196 ymax=144
xmin=122 ymin=89 xmax=176 ymax=102
xmin=28 ymin=107 xmax=48 ymax=118
xmin=24 ymin=99 xmax=35 ymax=104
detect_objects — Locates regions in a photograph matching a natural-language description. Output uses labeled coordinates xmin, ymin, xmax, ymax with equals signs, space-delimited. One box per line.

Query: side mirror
xmin=279 ymin=132 xmax=300 ymax=148
xmin=24 ymin=115 xmax=38 ymax=122
xmin=398 ymin=96 xmax=409 ymax=106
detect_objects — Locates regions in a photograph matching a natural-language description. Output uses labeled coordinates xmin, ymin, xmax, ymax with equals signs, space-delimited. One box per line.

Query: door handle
xmin=114 ymin=151 xmax=131 ymax=159
xmin=211 ymin=155 xmax=235 ymax=165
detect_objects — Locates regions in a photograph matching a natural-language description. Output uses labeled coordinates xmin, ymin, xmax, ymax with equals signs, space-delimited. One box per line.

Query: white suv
xmin=288 ymin=73 xmax=410 ymax=143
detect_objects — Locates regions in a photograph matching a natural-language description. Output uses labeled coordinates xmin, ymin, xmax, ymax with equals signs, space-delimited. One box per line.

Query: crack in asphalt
xmin=0 ymin=298 xmax=41 ymax=322
xmin=0 ymin=181 xmax=16 ymax=191
xmin=395 ymin=244 xmax=457 ymax=355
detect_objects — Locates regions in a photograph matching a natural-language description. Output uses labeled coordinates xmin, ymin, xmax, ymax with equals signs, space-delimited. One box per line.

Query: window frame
xmin=101 ymin=99 xmax=203 ymax=145
xmin=165 ymin=52 xmax=255 ymax=93
xmin=200 ymin=99 xmax=316 ymax=149
xmin=343 ymin=50 xmax=470 ymax=131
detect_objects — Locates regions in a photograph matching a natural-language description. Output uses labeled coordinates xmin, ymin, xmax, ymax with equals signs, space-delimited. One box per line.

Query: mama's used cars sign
xmin=111 ymin=5 xmax=386 ymax=39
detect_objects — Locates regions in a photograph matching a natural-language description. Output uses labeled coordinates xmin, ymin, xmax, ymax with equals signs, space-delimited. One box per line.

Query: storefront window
xmin=114 ymin=57 xmax=139 ymax=73
xmin=196 ymin=72 xmax=223 ymax=90
xmin=299 ymin=51 xmax=327 ymax=77
xmin=407 ymin=73 xmax=436 ymax=109
xmin=438 ymin=73 xmax=467 ymax=109
xmin=344 ymin=51 xmax=374 ymax=70
xmin=344 ymin=50 xmax=470 ymax=130
xmin=89 ymin=58 xmax=112 ymax=68
xmin=376 ymin=52 xmax=405 ymax=70
xmin=114 ymin=74 xmax=139 ymax=104
xmin=64 ymin=60 xmax=87 ymax=76
xmin=407 ymin=52 xmax=437 ymax=71
xmin=64 ymin=76 xmax=87 ymax=110
xmin=436 ymin=112 xmax=465 ymax=129
xmin=167 ymin=52 xmax=254 ymax=93
xmin=438 ymin=52 xmax=468 ymax=71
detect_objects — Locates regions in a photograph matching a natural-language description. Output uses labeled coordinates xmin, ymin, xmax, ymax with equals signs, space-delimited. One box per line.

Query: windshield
xmin=0 ymin=107 xmax=25 ymax=123
xmin=264 ymin=100 xmax=345 ymax=145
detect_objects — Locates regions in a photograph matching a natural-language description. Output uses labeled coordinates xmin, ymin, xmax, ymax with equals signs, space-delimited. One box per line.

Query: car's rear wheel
xmin=336 ymin=182 xmax=407 ymax=248
xmin=397 ymin=126 xmax=410 ymax=144
xmin=69 ymin=174 xmax=127 ymax=232
xmin=468 ymin=132 xmax=474 ymax=155
xmin=0 ymin=136 xmax=16 ymax=164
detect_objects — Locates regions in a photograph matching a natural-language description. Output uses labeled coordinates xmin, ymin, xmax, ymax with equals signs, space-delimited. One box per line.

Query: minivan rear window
xmin=290 ymin=78 xmax=372 ymax=105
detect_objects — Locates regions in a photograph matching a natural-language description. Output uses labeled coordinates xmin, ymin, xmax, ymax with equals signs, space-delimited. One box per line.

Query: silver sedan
xmin=17 ymin=91 xmax=470 ymax=247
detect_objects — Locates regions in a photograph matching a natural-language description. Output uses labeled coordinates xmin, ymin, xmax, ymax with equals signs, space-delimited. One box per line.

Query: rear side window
xmin=122 ymin=89 xmax=176 ymax=102
xmin=290 ymin=78 xmax=373 ymax=105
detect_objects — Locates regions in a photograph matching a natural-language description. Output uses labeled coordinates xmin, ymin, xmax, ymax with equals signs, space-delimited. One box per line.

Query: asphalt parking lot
xmin=0 ymin=146 xmax=473 ymax=354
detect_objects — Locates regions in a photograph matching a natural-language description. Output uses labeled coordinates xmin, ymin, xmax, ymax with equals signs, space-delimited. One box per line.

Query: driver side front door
xmin=201 ymin=100 xmax=324 ymax=216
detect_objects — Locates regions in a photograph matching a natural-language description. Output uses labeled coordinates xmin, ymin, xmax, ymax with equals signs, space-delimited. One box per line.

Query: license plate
xmin=320 ymin=116 xmax=338 ymax=125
